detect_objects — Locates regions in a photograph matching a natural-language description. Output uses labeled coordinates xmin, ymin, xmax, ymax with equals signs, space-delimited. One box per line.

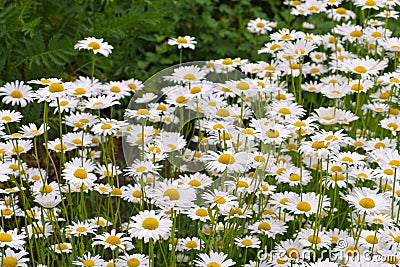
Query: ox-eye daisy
xmin=0 ymin=80 xmax=34 ymax=107
xmin=194 ymin=251 xmax=235 ymax=267
xmin=129 ymin=210 xmax=172 ymax=243
xmin=74 ymin=37 xmax=113 ymax=56
xmin=92 ymin=229 xmax=132 ymax=251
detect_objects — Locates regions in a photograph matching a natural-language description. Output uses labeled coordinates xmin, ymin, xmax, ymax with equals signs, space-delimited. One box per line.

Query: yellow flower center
xmin=258 ymin=222 xmax=271 ymax=230
xmin=176 ymin=37 xmax=187 ymax=43
xmin=213 ymin=196 xmax=226 ymax=204
xmin=366 ymin=0 xmax=376 ymax=6
xmin=278 ymin=107 xmax=291 ymax=115
xmin=384 ymin=168 xmax=394 ymax=175
xmin=222 ymin=58 xmax=233 ymax=65
xmin=290 ymin=63 xmax=300 ymax=69
xmin=195 ymin=208 xmax=208 ymax=217
xmin=390 ymin=77 xmax=400 ymax=83
xmin=336 ymin=7 xmax=347 ymax=14
xmin=88 ymin=42 xmax=100 ymax=50
xmin=75 ymin=87 xmax=86 ymax=95
xmin=350 ymin=30 xmax=363 ymax=37
xmin=0 ymin=233 xmax=12 ymax=242
xmin=308 ymin=235 xmax=321 ymax=244
xmin=11 ymin=146 xmax=24 ymax=153
xmin=207 ymin=262 xmax=221 ymax=267
xmin=266 ymin=129 xmax=279 ymax=138
xmin=311 ymin=140 xmax=326 ymax=149
xmin=111 ymin=188 xmax=122 ymax=195
xmin=132 ymin=190 xmax=142 ymax=198
xmin=54 ymin=144 xmax=67 ymax=151
xmin=105 ymin=235 xmax=121 ymax=245
xmin=9 ymin=164 xmax=18 ymax=171
xmin=163 ymin=188 xmax=180 ymax=200
xmin=216 ymin=108 xmax=230 ymax=117
xmin=57 ymin=243 xmax=69 ymax=250
xmin=40 ymin=185 xmax=53 ymax=193
xmin=386 ymin=256 xmax=399 ymax=265
xmin=175 ymin=95 xmax=188 ymax=104
xmin=49 ymin=82 xmax=64 ymax=93
xmin=365 ymin=235 xmax=378 ymax=244
xmin=82 ymin=259 xmax=95 ymax=266
xmin=218 ymin=153 xmax=235 ymax=164
xmin=110 ymin=86 xmax=120 ymax=93
xmin=237 ymin=180 xmax=249 ymax=188
xmin=241 ymin=239 xmax=253 ymax=246
xmin=60 ymin=100 xmax=69 ymax=106
xmin=76 ymin=226 xmax=87 ymax=232
xmin=74 ymin=168 xmax=87 ymax=179
xmin=1 ymin=208 xmax=13 ymax=216
xmin=2 ymin=116 xmax=12 ymax=121
xmin=331 ymin=173 xmax=345 ymax=181
xmin=127 ymin=258 xmax=140 ymax=267
xmin=142 ymin=217 xmax=159 ymax=230
xmin=359 ymin=197 xmax=375 ymax=209
xmin=256 ymin=22 xmax=265 ymax=28
xmin=354 ymin=65 xmax=367 ymax=73
xmin=351 ymin=84 xmax=364 ymax=91
xmin=297 ymin=201 xmax=311 ymax=212
xmin=289 ymin=173 xmax=301 ymax=181
xmin=254 ymin=155 xmax=266 ymax=162
xmin=188 ymin=179 xmax=201 ymax=187
xmin=183 ymin=74 xmax=195 ymax=80
xmin=10 ymin=90 xmax=23 ymax=98
xmin=236 ymin=81 xmax=250 ymax=90
xmin=101 ymin=123 xmax=112 ymax=130
xmin=389 ymin=159 xmax=400 ymax=166
xmin=286 ymin=248 xmax=300 ymax=258
xmin=2 ymin=256 xmax=18 ymax=267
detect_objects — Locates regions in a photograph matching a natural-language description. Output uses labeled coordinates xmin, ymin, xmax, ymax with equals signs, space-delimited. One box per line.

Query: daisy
xmin=49 ymin=97 xmax=78 ymax=113
xmin=194 ymin=251 xmax=235 ymax=267
xmin=0 ymin=248 xmax=29 ymax=267
xmin=102 ymin=81 xmax=131 ymax=99
xmin=327 ymin=6 xmax=356 ymax=21
xmin=270 ymin=28 xmax=304 ymax=42
xmin=177 ymin=172 xmax=213 ymax=189
xmin=34 ymin=192 xmax=62 ymax=208
xmin=123 ymin=78 xmax=144 ymax=92
xmin=47 ymin=138 xmax=75 ymax=153
xmin=50 ymin=242 xmax=72 ymax=254
xmin=186 ymin=206 xmax=210 ymax=222
xmin=343 ymin=187 xmax=390 ymax=214
xmin=274 ymin=239 xmax=307 ymax=263
xmin=354 ymin=0 xmax=385 ymax=9
xmin=64 ymin=112 xmax=99 ymax=130
xmin=36 ymin=81 xmax=71 ymax=101
xmin=6 ymin=140 xmax=33 ymax=155
xmin=286 ymin=192 xmax=324 ymax=216
xmin=380 ymin=117 xmax=400 ymax=135
xmin=339 ymin=57 xmax=388 ymax=77
xmin=297 ymin=228 xmax=331 ymax=249
xmin=167 ymin=36 xmax=196 ymax=49
xmin=116 ymin=253 xmax=149 ymax=267
xmin=124 ymin=159 xmax=161 ymax=178
xmin=235 ymin=235 xmax=261 ymax=248
xmin=19 ymin=123 xmax=47 ymax=138
xmin=74 ymin=37 xmax=113 ymax=56
xmin=91 ymin=119 xmax=123 ymax=136
xmin=202 ymin=189 xmax=238 ymax=212
xmin=0 ymin=80 xmax=35 ymax=107
xmin=72 ymin=252 xmax=104 ymax=267
xmin=65 ymin=221 xmax=98 ymax=237
xmin=248 ymin=219 xmax=288 ymax=238
xmin=0 ymin=228 xmax=26 ymax=250
xmin=83 ymin=95 xmax=120 ymax=109
xmin=62 ymin=157 xmax=97 ymax=186
xmin=0 ymin=110 xmax=23 ymax=124
xmin=148 ymin=181 xmax=196 ymax=210
xmin=129 ymin=210 xmax=172 ymax=243
xmin=268 ymin=101 xmax=306 ymax=119
xmin=247 ymin=18 xmax=276 ymax=34
xmin=178 ymin=237 xmax=203 ymax=251
xmin=165 ymin=65 xmax=207 ymax=83
xmin=92 ymin=229 xmax=132 ymax=251
xmin=121 ymin=184 xmax=144 ymax=204
xmin=204 ymin=150 xmax=248 ymax=173
xmin=25 ymin=222 xmax=53 ymax=238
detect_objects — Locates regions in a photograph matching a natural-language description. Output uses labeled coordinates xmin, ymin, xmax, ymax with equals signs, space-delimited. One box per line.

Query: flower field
xmin=1 ymin=0 xmax=400 ymax=266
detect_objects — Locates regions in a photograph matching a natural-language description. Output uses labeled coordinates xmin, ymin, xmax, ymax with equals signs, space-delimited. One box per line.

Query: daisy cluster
xmin=0 ymin=0 xmax=400 ymax=267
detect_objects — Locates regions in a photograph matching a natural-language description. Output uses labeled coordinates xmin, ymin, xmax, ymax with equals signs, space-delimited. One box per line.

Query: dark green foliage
xmin=0 ymin=0 xmax=285 ymax=84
